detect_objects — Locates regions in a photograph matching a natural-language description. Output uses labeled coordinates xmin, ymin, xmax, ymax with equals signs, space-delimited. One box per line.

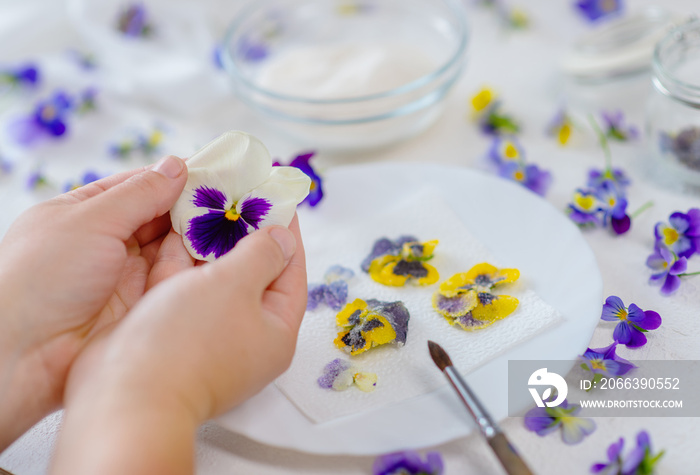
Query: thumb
xmin=84 ymin=156 xmax=187 ymax=240
xmin=207 ymin=225 xmax=297 ymax=295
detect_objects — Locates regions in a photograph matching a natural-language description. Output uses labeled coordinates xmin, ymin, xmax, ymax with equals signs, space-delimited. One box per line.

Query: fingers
xmin=146 ymin=230 xmax=196 ymax=290
xmin=60 ymin=164 xmax=153 ymax=203
xmin=207 ymin=224 xmax=296 ymax=296
xmin=82 ymin=156 xmax=187 ymax=241
xmin=262 ymin=215 xmax=307 ymax=332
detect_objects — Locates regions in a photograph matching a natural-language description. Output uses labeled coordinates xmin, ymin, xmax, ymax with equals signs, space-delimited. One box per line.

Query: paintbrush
xmin=427 ymin=340 xmax=534 ymax=475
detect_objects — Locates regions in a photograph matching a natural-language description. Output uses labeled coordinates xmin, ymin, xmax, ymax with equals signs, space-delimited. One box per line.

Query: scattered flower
xmin=601 ymin=110 xmax=638 ymax=142
xmin=0 ymin=62 xmax=40 ymax=92
xmin=75 ymin=88 xmax=98 ymax=114
xmin=524 ymin=398 xmax=596 ymax=445
xmin=546 ymin=108 xmax=574 ymax=146
xmin=600 ymin=296 xmax=661 ymax=348
xmin=591 ymin=430 xmax=664 ymax=474
xmin=117 ymin=3 xmax=153 ymax=38
xmin=579 ymin=342 xmax=636 ymax=383
xmin=372 ymin=450 xmax=444 ymax=475
xmin=67 ymin=50 xmax=97 ymax=70
xmin=307 ymin=265 xmax=354 ymax=311
xmin=470 ymin=87 xmax=520 ymax=136
xmin=26 ymin=168 xmax=50 ymax=190
xmin=64 ymin=170 xmax=104 ymax=192
xmin=498 ymin=161 xmax=552 ymax=196
xmin=108 ymin=125 xmax=166 ymax=159
xmin=8 ymin=90 xmax=73 ymax=146
xmin=236 ymin=36 xmax=269 ymax=63
xmin=317 ymin=358 xmax=378 ymax=392
xmin=659 ymin=126 xmax=700 ymax=171
xmin=646 ymin=247 xmax=693 ymax=296
xmin=433 ymin=263 xmax=519 ymax=331
xmin=654 ymin=208 xmax=700 ymax=259
xmin=169 ymin=131 xmax=311 ymax=262
xmin=137 ymin=125 xmax=165 ymax=156
xmin=576 ymin=0 xmax=623 ymax=22
xmin=334 ymin=298 xmax=410 ymax=355
xmin=361 ymin=236 xmax=439 ymax=286
xmin=274 ymin=151 xmax=323 ymax=207
xmin=487 ymin=135 xmax=524 ymax=167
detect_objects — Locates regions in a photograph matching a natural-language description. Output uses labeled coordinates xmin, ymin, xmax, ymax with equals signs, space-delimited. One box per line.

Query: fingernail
xmin=153 ymin=156 xmax=184 ymax=179
xmin=269 ymin=227 xmax=296 ymax=262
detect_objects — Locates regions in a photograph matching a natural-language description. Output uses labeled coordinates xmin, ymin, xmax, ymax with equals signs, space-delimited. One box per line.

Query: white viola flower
xmin=170 ymin=131 xmax=310 ymax=262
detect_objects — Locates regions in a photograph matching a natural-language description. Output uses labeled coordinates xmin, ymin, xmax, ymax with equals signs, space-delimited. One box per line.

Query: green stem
xmin=679 ymin=271 xmax=700 ymax=277
xmin=587 ymin=114 xmax=613 ymax=171
xmin=629 ymin=201 xmax=654 ymax=219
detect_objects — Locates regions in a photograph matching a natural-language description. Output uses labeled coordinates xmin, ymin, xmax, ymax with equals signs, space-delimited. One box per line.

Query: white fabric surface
xmin=2 ymin=0 xmax=700 ymax=474
xmin=277 ymin=190 xmax=562 ymax=423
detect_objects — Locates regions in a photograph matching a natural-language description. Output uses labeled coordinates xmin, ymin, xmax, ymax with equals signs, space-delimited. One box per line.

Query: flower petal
xmin=432 ymin=290 xmax=478 ymax=317
xmin=601 ymin=296 xmax=625 ymax=321
xmin=561 ymin=416 xmax=596 ymax=445
xmin=471 ymin=294 xmax=519 ymax=322
xmin=613 ymin=322 xmax=631 ymax=344
xmin=625 ymin=328 xmax=647 ymax=348
xmin=661 ymin=274 xmax=681 ymax=295
xmin=181 ymin=207 xmax=250 ymax=262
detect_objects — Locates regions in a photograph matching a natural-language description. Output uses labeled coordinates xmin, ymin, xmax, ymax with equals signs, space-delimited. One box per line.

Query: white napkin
xmin=276 ymin=188 xmax=563 ymax=424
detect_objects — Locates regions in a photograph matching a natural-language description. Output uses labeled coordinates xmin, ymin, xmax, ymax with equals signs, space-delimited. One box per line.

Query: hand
xmin=0 ymin=156 xmax=188 ymax=449
xmin=52 ymin=217 xmax=307 ymax=474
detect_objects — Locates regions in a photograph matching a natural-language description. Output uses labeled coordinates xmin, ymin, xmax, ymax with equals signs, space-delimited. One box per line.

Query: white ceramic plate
xmin=216 ymin=162 xmax=602 ymax=455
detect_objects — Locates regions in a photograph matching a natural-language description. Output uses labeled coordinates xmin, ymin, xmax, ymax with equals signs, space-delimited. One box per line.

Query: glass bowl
xmin=221 ymin=0 xmax=468 ymax=150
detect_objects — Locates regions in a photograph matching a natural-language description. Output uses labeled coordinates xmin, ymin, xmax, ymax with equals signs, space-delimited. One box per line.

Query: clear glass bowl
xmin=646 ymin=19 xmax=700 ymax=189
xmin=221 ymin=0 xmax=468 ymax=150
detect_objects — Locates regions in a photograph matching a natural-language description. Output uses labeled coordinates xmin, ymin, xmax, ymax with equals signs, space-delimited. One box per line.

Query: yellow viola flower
xmin=334 ymin=298 xmax=410 ymax=355
xmin=362 ymin=236 xmax=439 ymax=287
xmin=433 ymin=263 xmax=520 ymax=331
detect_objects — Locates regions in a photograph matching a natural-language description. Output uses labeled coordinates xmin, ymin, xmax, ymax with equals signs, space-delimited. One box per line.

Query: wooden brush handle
xmin=487 ymin=432 xmax=534 ymax=475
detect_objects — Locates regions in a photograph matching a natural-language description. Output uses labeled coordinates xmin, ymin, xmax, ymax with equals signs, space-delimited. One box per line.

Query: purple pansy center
xmin=186 ymin=186 xmax=272 ymax=259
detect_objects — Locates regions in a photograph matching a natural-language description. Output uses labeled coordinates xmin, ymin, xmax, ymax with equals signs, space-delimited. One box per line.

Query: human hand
xmin=0 ymin=156 xmax=188 ymax=448
xmin=52 ymin=217 xmax=307 ymax=474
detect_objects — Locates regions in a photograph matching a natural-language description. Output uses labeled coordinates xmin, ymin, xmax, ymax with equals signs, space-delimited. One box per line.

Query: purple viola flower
xmin=372 ymin=450 xmax=444 ymax=475
xmin=654 ymin=208 xmax=700 ymax=259
xmin=595 ymin=180 xmax=630 ymax=234
xmin=26 ymin=168 xmax=49 ymax=190
xmin=76 ymin=87 xmax=98 ymax=113
xmin=237 ymin=36 xmax=269 ymax=63
xmin=601 ymin=110 xmax=638 ymax=142
xmin=576 ymin=0 xmax=623 ymax=22
xmin=524 ymin=399 xmax=596 ymax=445
xmin=591 ymin=431 xmax=664 ymax=475
xmin=498 ymin=161 xmax=552 ymax=196
xmin=487 ymin=135 xmax=524 ymax=168
xmin=579 ymin=342 xmax=636 ymax=378
xmin=170 ymin=131 xmax=311 ymax=262
xmin=0 ymin=62 xmax=40 ymax=90
xmin=567 ymin=189 xmax=602 ymax=227
xmin=646 ymin=247 xmax=688 ymax=295
xmin=600 ymin=296 xmax=661 ymax=348
xmin=317 ymin=358 xmax=354 ymax=390
xmin=587 ymin=167 xmax=631 ymax=192
xmin=117 ymin=3 xmax=153 ymax=38
xmin=8 ymin=91 xmax=74 ymax=146
xmin=307 ymin=265 xmax=354 ymax=311
xmin=274 ymin=151 xmax=323 ymax=207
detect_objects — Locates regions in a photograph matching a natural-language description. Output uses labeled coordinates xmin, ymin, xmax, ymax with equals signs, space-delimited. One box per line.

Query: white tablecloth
xmin=1 ymin=0 xmax=699 ymax=473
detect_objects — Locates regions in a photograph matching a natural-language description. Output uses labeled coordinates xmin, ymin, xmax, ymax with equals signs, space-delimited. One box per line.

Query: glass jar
xmin=647 ymin=19 xmax=700 ymax=189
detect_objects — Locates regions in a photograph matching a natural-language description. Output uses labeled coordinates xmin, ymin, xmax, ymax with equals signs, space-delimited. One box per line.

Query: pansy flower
xmin=601 ymin=110 xmax=638 ymax=142
xmin=317 ymin=358 xmax=378 ymax=392
xmin=433 ymin=263 xmax=519 ymax=331
xmin=591 ymin=431 xmax=664 ymax=474
xmin=362 ymin=237 xmax=439 ymax=287
xmin=524 ymin=398 xmax=596 ymax=445
xmin=170 ymin=131 xmax=311 ymax=262
xmin=587 ymin=167 xmax=630 ymax=192
xmin=334 ymin=298 xmax=410 ymax=356
xmin=372 ymin=450 xmax=444 ymax=475
xmin=568 ymin=189 xmax=602 ymax=227
xmin=654 ymin=209 xmax=700 ymax=259
xmin=646 ymin=247 xmax=689 ymax=296
xmin=600 ymin=296 xmax=661 ymax=348
xmin=137 ymin=126 xmax=165 ymax=156
xmin=307 ymin=265 xmax=354 ymax=311
xmin=487 ymin=135 xmax=524 ymax=168
xmin=546 ymin=109 xmax=574 ymax=146
xmin=117 ymin=3 xmax=153 ymax=38
xmin=595 ymin=180 xmax=631 ymax=234
xmin=274 ymin=151 xmax=323 ymax=207
xmin=579 ymin=342 xmax=636 ymax=380
xmin=498 ymin=161 xmax=552 ymax=197
xmin=9 ymin=91 xmax=73 ymax=146
xmin=576 ymin=0 xmax=623 ymax=22
xmin=64 ymin=170 xmax=104 ymax=192
xmin=470 ymin=87 xmax=520 ymax=136
xmin=0 ymin=62 xmax=40 ymax=91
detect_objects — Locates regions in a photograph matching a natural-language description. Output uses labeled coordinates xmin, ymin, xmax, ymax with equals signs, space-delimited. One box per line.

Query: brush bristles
xmin=427 ymin=340 xmax=452 ymax=372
